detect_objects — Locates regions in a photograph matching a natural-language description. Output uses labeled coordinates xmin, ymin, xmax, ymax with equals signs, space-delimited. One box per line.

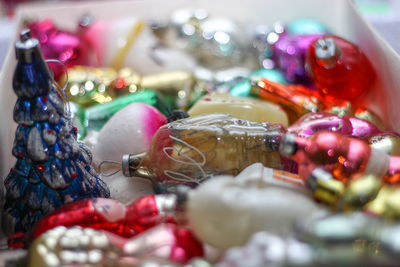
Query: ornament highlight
xmin=2 ymin=30 xmax=109 ymax=235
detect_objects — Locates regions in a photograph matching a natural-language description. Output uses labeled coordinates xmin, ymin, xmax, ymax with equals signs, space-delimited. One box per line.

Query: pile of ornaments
xmin=4 ymin=8 xmax=400 ymax=267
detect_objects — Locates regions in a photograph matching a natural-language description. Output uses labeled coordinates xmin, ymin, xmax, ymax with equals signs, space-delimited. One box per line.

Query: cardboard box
xmin=0 ymin=0 xmax=399 ymax=219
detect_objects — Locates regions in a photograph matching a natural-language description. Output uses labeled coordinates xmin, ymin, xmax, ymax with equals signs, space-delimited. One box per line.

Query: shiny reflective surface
xmin=28 ymin=224 xmax=203 ymax=266
xmin=288 ymin=112 xmax=382 ymax=138
xmin=123 ymin=113 xmax=288 ymax=188
xmin=188 ymin=92 xmax=289 ymax=126
xmin=306 ymin=35 xmax=375 ymax=101
xmin=32 ymin=195 xmax=176 ymax=240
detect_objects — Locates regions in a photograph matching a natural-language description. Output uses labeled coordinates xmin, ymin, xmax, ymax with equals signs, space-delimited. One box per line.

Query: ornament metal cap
xmin=307 ymin=167 xmax=334 ymax=191
xmin=15 ymin=29 xmax=42 ymax=64
xmin=122 ymin=154 xmax=131 ymax=177
xmin=279 ymin=133 xmax=298 ymax=156
xmin=315 ymin=38 xmax=342 ymax=68
xmin=167 ymin=110 xmax=189 ymax=122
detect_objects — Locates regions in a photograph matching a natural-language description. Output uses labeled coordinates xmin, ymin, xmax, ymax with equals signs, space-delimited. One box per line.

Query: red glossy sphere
xmin=306 ymin=35 xmax=375 ymax=101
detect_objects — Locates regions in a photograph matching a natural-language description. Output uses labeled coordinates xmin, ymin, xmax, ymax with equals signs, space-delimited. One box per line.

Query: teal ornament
xmin=228 ymin=79 xmax=251 ymax=97
xmin=287 ymin=18 xmax=329 ymax=35
xmin=230 ymin=69 xmax=288 ymax=97
xmin=250 ymin=69 xmax=289 ymax=84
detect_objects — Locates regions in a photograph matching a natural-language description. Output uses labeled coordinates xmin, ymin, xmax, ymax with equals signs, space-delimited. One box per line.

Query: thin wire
xmin=45 ymin=59 xmax=71 ymax=117
xmin=98 ymin=160 xmax=122 ymax=177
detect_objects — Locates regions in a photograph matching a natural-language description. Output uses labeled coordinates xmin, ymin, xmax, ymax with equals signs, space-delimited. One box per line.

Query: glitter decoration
xmin=2 ymin=30 xmax=109 ymax=235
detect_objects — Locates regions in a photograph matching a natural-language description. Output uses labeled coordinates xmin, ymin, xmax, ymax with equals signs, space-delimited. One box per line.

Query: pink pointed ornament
xmin=93 ymin=103 xmax=167 ymax=166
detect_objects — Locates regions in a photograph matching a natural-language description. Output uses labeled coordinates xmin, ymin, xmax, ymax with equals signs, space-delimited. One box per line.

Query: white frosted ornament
xmin=186 ymin=163 xmax=329 ymax=250
xmin=93 ymin=102 xmax=167 ymax=166
xmin=138 ymin=46 xmax=197 ymax=75
xmin=84 ymin=17 xmax=197 ymax=75
xmin=101 ymin=174 xmax=155 ymax=205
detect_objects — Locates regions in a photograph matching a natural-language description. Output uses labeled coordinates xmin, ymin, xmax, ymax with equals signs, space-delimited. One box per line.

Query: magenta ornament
xmin=288 ymin=112 xmax=382 ymax=139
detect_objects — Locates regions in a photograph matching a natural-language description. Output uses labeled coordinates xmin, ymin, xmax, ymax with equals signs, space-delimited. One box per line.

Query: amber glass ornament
xmin=122 ymin=114 xmax=288 ymax=189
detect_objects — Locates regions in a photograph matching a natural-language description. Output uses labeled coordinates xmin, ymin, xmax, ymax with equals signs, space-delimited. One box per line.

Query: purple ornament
xmin=273 ymin=34 xmax=321 ymax=84
xmin=287 ymin=112 xmax=382 ymax=138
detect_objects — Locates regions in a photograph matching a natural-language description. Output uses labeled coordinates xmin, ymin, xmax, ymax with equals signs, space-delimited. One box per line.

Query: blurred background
xmin=0 ymin=0 xmax=399 ymax=70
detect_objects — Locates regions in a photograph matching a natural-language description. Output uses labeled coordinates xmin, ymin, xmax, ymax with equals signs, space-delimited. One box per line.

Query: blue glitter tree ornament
xmin=2 ymin=30 xmax=110 ymax=235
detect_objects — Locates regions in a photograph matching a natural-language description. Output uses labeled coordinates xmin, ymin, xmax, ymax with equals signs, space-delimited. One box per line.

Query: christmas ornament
xmin=194 ymin=66 xmax=250 ymax=96
xmin=195 ymin=66 xmax=250 ymax=86
xmin=228 ymin=68 xmax=289 ymax=98
xmin=156 ymin=8 xmax=252 ymax=69
xmin=287 ymin=112 xmax=383 ymax=139
xmin=354 ymin=107 xmax=386 ymax=130
xmin=2 ymin=30 xmax=110 ymax=235
xmin=100 ymin=173 xmax=155 ymax=206
xmin=83 ymin=16 xmax=196 ymax=74
xmin=279 ymin=131 xmax=397 ymax=183
xmin=84 ymin=90 xmax=170 ymax=132
xmin=61 ymin=66 xmax=119 ymax=107
xmin=24 ymin=164 xmax=322 ymax=254
xmin=217 ymin=231 xmax=314 ymax=267
xmin=250 ymin=68 xmax=289 ymax=84
xmin=185 ymin=163 xmax=327 ymax=250
xmin=121 ymin=113 xmax=289 ymax=190
xmin=28 ymin=224 xmax=204 ymax=266
xmin=367 ymin=133 xmax=400 ymax=156
xmin=272 ymin=33 xmax=322 ymax=83
xmin=139 ymin=70 xmax=202 ymax=110
xmin=249 ymin=21 xmax=286 ymax=69
xmin=305 ymin=168 xmax=382 ymax=208
xmin=27 ymin=19 xmax=92 ymax=80
xmin=323 ymin=99 xmax=354 ymax=117
xmin=93 ymin=103 xmax=167 ymax=166
xmin=62 ymin=66 xmax=202 ymax=110
xmin=324 ymin=102 xmax=386 ymax=129
xmin=364 ymin=184 xmax=400 ymax=218
xmin=219 ymin=213 xmax=400 ymax=267
xmin=250 ymin=77 xmax=325 ymax=123
xmin=287 ymin=18 xmax=329 ymax=35
xmin=364 ymin=185 xmax=396 ymax=216
xmin=32 ymin=194 xmax=177 ymax=239
xmin=296 ymin=213 xmax=385 ymax=252
xmin=188 ymin=93 xmax=289 ymax=126
xmin=251 ymin=77 xmax=384 ymax=125
xmin=306 ymin=35 xmax=375 ymax=101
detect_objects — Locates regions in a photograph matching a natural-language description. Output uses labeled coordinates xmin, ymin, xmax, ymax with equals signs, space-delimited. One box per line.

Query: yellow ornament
xmin=188 ymin=93 xmax=289 ymax=126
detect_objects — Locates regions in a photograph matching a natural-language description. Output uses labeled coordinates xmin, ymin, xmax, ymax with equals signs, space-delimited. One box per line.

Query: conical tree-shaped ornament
xmin=2 ymin=30 xmax=110 ymax=235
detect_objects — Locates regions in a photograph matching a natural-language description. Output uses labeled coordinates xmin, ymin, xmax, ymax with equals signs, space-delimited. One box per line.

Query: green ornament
xmin=85 ymin=90 xmax=171 ymax=132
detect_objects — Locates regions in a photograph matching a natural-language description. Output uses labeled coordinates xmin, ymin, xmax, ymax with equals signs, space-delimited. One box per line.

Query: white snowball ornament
xmin=186 ymin=163 xmax=329 ymax=250
xmin=93 ymin=102 xmax=167 ymax=166
xmin=101 ymin=174 xmax=155 ymax=205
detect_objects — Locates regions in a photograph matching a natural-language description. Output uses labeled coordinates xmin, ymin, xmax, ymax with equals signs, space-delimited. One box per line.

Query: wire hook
xmin=45 ymin=59 xmax=71 ymax=116
xmin=98 ymin=160 xmax=122 ymax=177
